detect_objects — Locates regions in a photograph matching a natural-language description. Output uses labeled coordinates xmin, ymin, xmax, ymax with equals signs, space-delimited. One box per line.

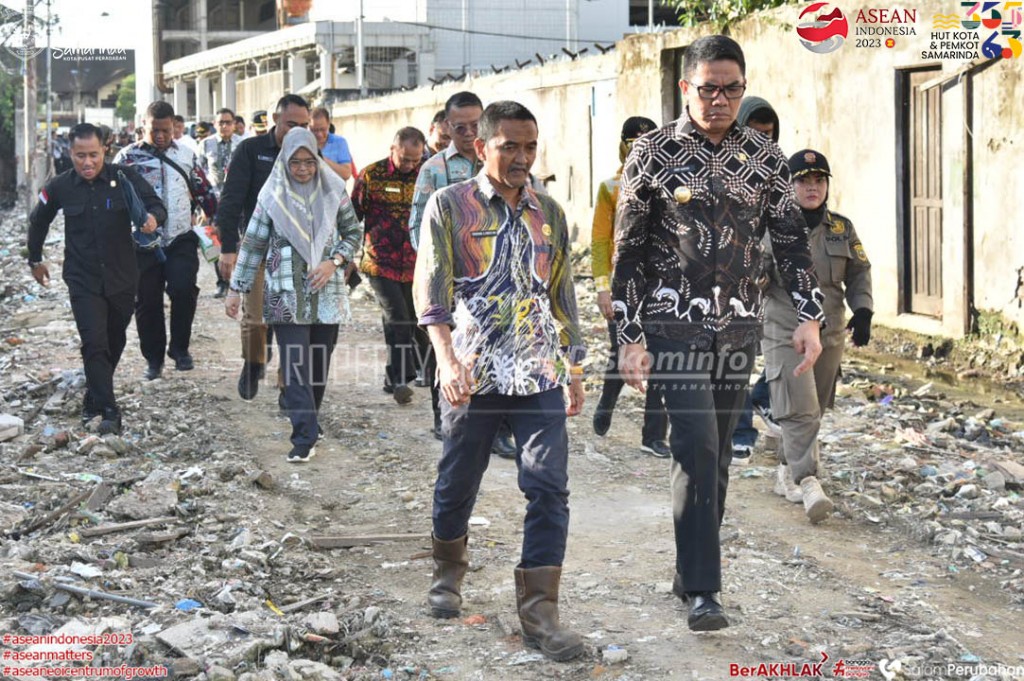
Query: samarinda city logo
xmin=0 ymin=4 xmax=45 ymax=60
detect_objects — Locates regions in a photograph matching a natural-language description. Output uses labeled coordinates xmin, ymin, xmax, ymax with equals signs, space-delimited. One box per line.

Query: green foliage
xmin=115 ymin=74 xmax=135 ymax=123
xmin=663 ymin=0 xmax=794 ymax=30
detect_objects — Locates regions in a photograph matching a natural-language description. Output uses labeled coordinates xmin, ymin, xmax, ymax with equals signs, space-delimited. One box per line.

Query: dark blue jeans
xmin=433 ymin=389 xmax=570 ymax=568
xmin=647 ymin=337 xmax=755 ymax=594
xmin=732 ymin=372 xmax=770 ymax=449
xmin=274 ymin=323 xmax=339 ymax=448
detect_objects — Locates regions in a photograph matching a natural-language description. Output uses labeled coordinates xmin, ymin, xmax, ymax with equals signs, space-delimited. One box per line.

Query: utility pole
xmin=356 ymin=0 xmax=366 ymax=96
xmin=45 ymin=0 xmax=52 ymax=176
xmin=649 ymin=0 xmax=654 ymax=31
xmin=23 ymin=0 xmax=38 ymax=209
xmin=461 ymin=0 xmax=468 ymax=74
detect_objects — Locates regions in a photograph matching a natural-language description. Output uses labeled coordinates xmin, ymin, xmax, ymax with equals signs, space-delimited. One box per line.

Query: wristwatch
xmin=332 ymin=253 xmax=346 ymax=268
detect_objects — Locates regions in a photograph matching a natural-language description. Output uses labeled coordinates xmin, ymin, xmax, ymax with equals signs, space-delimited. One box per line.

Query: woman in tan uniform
xmin=762 ymin=149 xmax=873 ymax=523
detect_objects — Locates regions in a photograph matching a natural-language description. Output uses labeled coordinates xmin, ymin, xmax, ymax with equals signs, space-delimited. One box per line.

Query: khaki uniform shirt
xmin=763 ymin=210 xmax=872 ymax=350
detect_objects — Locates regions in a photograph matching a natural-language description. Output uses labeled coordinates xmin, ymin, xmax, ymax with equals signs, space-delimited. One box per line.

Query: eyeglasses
xmin=686 ymin=82 xmax=747 ymax=100
xmin=288 ymin=159 xmax=318 ymax=169
xmin=447 ymin=121 xmax=479 ymax=136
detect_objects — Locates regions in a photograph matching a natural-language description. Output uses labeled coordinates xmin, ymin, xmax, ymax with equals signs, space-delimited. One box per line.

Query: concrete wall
xmin=331 ymin=52 xmax=620 ymax=243
xmin=329 ymin=0 xmax=1024 ymax=338
xmin=236 ymin=72 xmax=287 ymax=122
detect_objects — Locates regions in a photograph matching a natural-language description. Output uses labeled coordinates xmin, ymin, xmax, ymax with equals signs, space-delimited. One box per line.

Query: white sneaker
xmin=731 ymin=445 xmax=753 ymax=466
xmin=800 ymin=476 xmax=834 ymax=524
xmin=754 ymin=404 xmax=783 ymax=437
xmin=773 ymin=465 xmax=804 ymax=503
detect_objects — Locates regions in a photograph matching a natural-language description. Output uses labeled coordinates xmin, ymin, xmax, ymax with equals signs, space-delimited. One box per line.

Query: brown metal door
xmin=907 ymin=69 xmax=943 ymax=317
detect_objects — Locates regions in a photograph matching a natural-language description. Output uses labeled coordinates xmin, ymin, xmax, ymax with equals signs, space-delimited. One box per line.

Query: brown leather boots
xmin=427 ymin=534 xmax=468 ymax=619
xmin=427 ymin=537 xmax=584 ymax=661
xmin=514 ymin=566 xmax=584 ymax=662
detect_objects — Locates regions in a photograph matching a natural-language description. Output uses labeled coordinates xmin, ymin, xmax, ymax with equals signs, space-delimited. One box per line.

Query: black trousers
xmin=647 ymin=337 xmax=755 ymax=594
xmin=275 ymin=323 xmax=339 ymax=448
xmin=135 ymin=232 xmax=200 ymax=365
xmin=368 ymin=276 xmax=428 ymax=386
xmin=369 ymin=275 xmax=440 ymax=420
xmin=69 ymin=289 xmax=134 ymax=414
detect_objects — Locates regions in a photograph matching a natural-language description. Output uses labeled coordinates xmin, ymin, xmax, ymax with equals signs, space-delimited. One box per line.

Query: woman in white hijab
xmin=226 ymin=127 xmax=361 ymax=463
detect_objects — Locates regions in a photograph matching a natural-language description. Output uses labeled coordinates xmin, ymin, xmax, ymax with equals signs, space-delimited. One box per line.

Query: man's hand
xmin=219 ymin=252 xmax=237 ymax=280
xmin=620 ymin=342 xmax=650 ymax=393
xmin=792 ymin=320 xmax=822 ymax=376
xmin=438 ymin=354 xmax=474 ymax=407
xmin=565 ymin=376 xmax=584 ymax=416
xmin=596 ymin=291 xmax=614 ymax=321
xmin=141 ymin=213 xmax=158 ymax=234
xmin=224 ymin=291 xmax=241 ymax=319
xmin=30 ymin=263 xmax=50 ymax=286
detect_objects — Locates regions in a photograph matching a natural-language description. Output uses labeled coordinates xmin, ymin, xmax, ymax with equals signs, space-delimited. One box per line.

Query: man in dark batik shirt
xmin=611 ymin=35 xmax=825 ymax=632
xmin=352 ymin=127 xmax=434 ymax=415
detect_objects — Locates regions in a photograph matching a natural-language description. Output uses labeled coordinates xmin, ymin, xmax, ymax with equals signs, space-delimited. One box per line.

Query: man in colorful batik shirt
xmin=413 ymin=101 xmax=585 ymax=663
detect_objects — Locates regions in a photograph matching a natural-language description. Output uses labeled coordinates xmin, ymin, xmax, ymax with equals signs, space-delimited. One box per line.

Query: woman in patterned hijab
xmin=226 ymin=127 xmax=362 ymax=463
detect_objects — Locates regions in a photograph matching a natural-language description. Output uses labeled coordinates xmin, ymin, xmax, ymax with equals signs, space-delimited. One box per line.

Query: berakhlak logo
xmin=797 ymin=2 xmax=850 ymax=53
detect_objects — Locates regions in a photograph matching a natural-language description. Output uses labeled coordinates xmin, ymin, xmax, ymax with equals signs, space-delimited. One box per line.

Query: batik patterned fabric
xmin=231 ymin=196 xmax=362 ymax=325
xmin=612 ymin=116 xmax=825 ymax=350
xmin=414 ymin=173 xmax=585 ymax=396
xmin=199 ymin=134 xmax=243 ymax=187
xmin=352 ymin=157 xmax=420 ymax=282
xmin=114 ymin=140 xmax=217 ymax=246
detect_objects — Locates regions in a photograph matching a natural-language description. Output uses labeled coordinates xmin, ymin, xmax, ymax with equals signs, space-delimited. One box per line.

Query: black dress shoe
xmin=213 ymin=282 xmax=229 ymax=299
xmin=97 ymin=408 xmax=122 ymax=436
xmin=592 ymin=399 xmax=614 ymax=436
xmin=687 ymin=592 xmax=729 ymax=632
xmin=238 ymin=362 xmax=263 ymax=400
xmin=174 ymin=354 xmax=194 ymax=371
xmin=491 ymin=431 xmax=516 ymax=459
xmin=144 ymin=362 xmax=163 ymax=381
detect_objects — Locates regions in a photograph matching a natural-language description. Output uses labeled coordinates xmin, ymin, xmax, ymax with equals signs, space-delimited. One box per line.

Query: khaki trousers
xmin=762 ymin=342 xmax=844 ymax=484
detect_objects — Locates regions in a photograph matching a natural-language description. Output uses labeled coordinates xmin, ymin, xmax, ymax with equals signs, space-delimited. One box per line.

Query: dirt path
xmin=175 ymin=265 xmax=1022 ymax=680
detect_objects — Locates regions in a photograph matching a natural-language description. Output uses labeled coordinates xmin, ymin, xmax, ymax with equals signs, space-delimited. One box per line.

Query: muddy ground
xmin=2 ymin=209 xmax=1023 ymax=680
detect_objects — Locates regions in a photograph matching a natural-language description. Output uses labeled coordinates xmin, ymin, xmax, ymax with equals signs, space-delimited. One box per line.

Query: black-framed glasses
xmin=686 ymin=82 xmax=747 ymax=100
xmin=447 ymin=121 xmax=479 ymax=136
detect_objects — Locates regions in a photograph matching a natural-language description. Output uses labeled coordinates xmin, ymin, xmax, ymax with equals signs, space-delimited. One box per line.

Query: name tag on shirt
xmin=471 ymin=230 xmax=498 ymax=238
xmin=384 ymin=186 xmax=401 ymax=194
xmin=257 ymin=155 xmax=275 ymax=162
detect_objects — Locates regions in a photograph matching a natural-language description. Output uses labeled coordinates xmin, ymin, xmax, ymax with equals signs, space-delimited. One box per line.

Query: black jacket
xmin=214 ymin=126 xmax=281 ymax=253
xmin=28 ymin=163 xmax=167 ymax=297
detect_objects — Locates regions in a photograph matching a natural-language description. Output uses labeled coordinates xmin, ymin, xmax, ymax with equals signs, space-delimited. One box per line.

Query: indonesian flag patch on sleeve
xmin=38 ymin=189 xmax=48 ymax=205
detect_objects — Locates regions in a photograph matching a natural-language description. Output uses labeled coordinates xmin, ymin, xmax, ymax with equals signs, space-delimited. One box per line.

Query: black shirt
xmin=214 ymin=126 xmax=281 ymax=254
xmin=28 ymin=163 xmax=167 ymax=297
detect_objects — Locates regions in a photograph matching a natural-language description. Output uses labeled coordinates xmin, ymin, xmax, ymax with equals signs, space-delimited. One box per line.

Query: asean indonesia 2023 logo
xmin=797 ymin=2 xmax=851 ymax=52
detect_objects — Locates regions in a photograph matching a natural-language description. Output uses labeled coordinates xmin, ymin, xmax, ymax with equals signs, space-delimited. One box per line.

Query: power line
xmin=382 ymin=17 xmax=617 ymax=44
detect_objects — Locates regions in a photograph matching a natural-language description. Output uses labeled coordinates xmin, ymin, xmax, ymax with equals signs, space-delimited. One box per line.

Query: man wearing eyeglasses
xmin=611 ymin=35 xmax=825 ymax=631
